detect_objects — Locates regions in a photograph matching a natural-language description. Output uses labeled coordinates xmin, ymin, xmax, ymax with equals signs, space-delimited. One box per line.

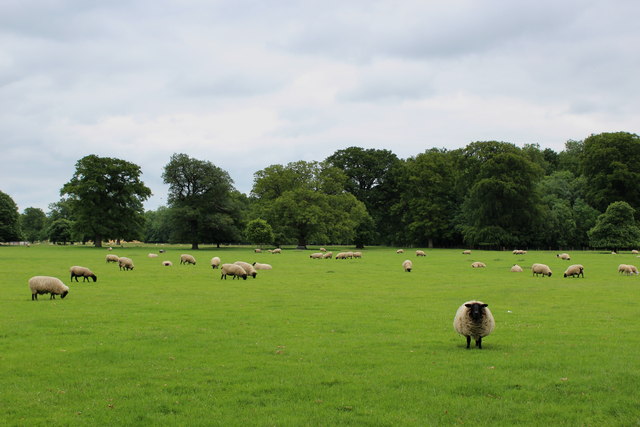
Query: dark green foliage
xmin=46 ymin=218 xmax=73 ymax=244
xmin=0 ymin=190 xmax=21 ymax=242
xmin=143 ymin=206 xmax=173 ymax=243
xmin=20 ymin=207 xmax=47 ymax=242
xmin=588 ymin=201 xmax=640 ymax=250
xmin=245 ymin=219 xmax=274 ymax=247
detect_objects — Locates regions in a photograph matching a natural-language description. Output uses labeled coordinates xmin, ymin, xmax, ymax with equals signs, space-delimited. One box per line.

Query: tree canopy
xmin=0 ymin=190 xmax=21 ymax=242
xmin=20 ymin=207 xmax=47 ymax=242
xmin=588 ymin=201 xmax=640 ymax=251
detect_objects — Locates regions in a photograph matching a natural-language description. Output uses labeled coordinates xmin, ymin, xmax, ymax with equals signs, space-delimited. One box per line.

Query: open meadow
xmin=1 ymin=245 xmax=639 ymax=425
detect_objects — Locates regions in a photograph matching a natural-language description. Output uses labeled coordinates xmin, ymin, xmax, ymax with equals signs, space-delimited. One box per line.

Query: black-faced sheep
xmin=211 ymin=257 xmax=221 ymax=269
xmin=564 ymin=264 xmax=584 ymax=278
xmin=471 ymin=262 xmax=486 ymax=268
xmin=118 ymin=257 xmax=134 ymax=271
xmin=556 ymin=253 xmax=571 ymax=260
xmin=29 ymin=276 xmax=69 ymax=300
xmin=70 ymin=266 xmax=97 ymax=282
xmin=309 ymin=252 xmax=324 ymax=259
xmin=453 ymin=301 xmax=495 ymax=349
xmin=462 ymin=250 xmax=471 ymax=255
xmin=252 ymin=262 xmax=272 ymax=270
xmin=106 ymin=254 xmax=119 ymax=263
xmin=402 ymin=259 xmax=413 ymax=272
xmin=162 ymin=261 xmax=173 ymax=267
xmin=353 ymin=251 xmax=362 ymax=258
xmin=220 ymin=263 xmax=247 ymax=280
xmin=396 ymin=249 xmax=404 ymax=254
xmin=510 ymin=264 xmax=523 ymax=272
xmin=271 ymin=248 xmax=282 ymax=254
xmin=323 ymin=252 xmax=333 ymax=259
xmin=180 ymin=254 xmax=196 ymax=265
xmin=234 ymin=261 xmax=257 ymax=278
xmin=416 ymin=250 xmax=426 ymax=257
xmin=531 ymin=263 xmax=552 ymax=277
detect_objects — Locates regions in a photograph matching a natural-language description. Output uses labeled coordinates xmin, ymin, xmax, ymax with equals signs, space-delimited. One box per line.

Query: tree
xmin=162 ymin=153 xmax=238 ymax=249
xmin=143 ymin=206 xmax=173 ymax=243
xmin=245 ymin=219 xmax=274 ymax=247
xmin=20 ymin=207 xmax=48 ymax=242
xmin=61 ymin=155 xmax=151 ymax=247
xmin=0 ymin=190 xmax=21 ymax=242
xmin=47 ymin=218 xmax=73 ymax=244
xmin=588 ymin=201 xmax=640 ymax=251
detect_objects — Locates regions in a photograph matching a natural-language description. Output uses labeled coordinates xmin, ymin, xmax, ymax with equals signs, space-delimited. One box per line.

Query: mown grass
xmin=1 ymin=245 xmax=639 ymax=426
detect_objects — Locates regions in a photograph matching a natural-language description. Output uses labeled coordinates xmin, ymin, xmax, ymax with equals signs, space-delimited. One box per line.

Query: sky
xmin=2 ymin=0 xmax=639 ymax=212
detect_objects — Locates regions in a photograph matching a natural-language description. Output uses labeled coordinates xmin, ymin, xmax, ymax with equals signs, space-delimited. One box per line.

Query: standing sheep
xmin=556 ymin=253 xmax=571 ymax=260
xmin=29 ymin=276 xmax=69 ymax=300
xmin=564 ymin=264 xmax=584 ymax=278
xmin=416 ymin=250 xmax=426 ymax=257
xmin=510 ymin=264 xmax=523 ymax=272
xmin=254 ymin=248 xmax=262 ymax=253
xmin=531 ymin=263 xmax=552 ymax=277
xmin=234 ymin=261 xmax=257 ymax=278
xmin=271 ymin=248 xmax=282 ymax=254
xmin=106 ymin=254 xmax=119 ymax=263
xmin=323 ymin=252 xmax=333 ymax=259
xmin=402 ymin=259 xmax=413 ymax=272
xmin=118 ymin=257 xmax=134 ymax=271
xmin=462 ymin=250 xmax=471 ymax=255
xmin=211 ymin=257 xmax=221 ymax=269
xmin=69 ymin=266 xmax=97 ymax=282
xmin=396 ymin=249 xmax=404 ymax=254
xmin=220 ymin=263 xmax=247 ymax=280
xmin=309 ymin=252 xmax=324 ymax=259
xmin=180 ymin=254 xmax=196 ymax=265
xmin=453 ymin=301 xmax=495 ymax=349
xmin=148 ymin=253 xmax=158 ymax=258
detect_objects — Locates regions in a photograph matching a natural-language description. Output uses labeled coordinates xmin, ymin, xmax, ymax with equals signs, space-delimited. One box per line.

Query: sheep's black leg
xmin=466 ymin=336 xmax=471 ymax=349
xmin=477 ymin=338 xmax=482 ymax=349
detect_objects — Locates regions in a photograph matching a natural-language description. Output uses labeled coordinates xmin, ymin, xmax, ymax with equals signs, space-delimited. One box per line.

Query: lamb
xmin=510 ymin=264 xmax=523 ymax=272
xmin=556 ymin=253 xmax=571 ymax=260
xmin=148 ymin=253 xmax=158 ymax=258
xmin=211 ymin=257 xmax=221 ymax=269
xmin=416 ymin=250 xmax=426 ymax=257
xmin=453 ymin=300 xmax=495 ymax=349
xmin=396 ymin=249 xmax=404 ymax=254
xmin=531 ymin=263 xmax=552 ymax=277
xmin=402 ymin=259 xmax=413 ymax=272
xmin=118 ymin=257 xmax=134 ymax=271
xmin=162 ymin=261 xmax=173 ymax=267
xmin=180 ymin=254 xmax=196 ymax=265
xmin=323 ymin=251 xmax=333 ymax=259
xmin=471 ymin=262 xmax=486 ymax=268
xmin=106 ymin=254 xmax=119 ymax=263
xmin=309 ymin=252 xmax=324 ymax=259
xmin=462 ymin=250 xmax=471 ymax=255
xmin=564 ymin=264 xmax=584 ymax=278
xmin=252 ymin=262 xmax=272 ymax=270
xmin=29 ymin=276 xmax=69 ymax=300
xmin=69 ymin=266 xmax=97 ymax=282
xmin=234 ymin=261 xmax=257 ymax=278
xmin=220 ymin=263 xmax=247 ymax=280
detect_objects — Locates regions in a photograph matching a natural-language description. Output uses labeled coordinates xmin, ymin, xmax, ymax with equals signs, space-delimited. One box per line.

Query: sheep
xmin=252 ymin=262 xmax=272 ymax=270
xmin=462 ymin=250 xmax=471 ymax=255
xmin=323 ymin=251 xmax=333 ymax=259
xmin=211 ymin=256 xmax=221 ymax=269
xmin=69 ymin=266 xmax=97 ymax=282
xmin=402 ymin=259 xmax=413 ymax=272
xmin=632 ymin=250 xmax=639 ymax=255
xmin=531 ymin=263 xmax=552 ymax=277
xmin=234 ymin=261 xmax=257 ymax=278
xmin=106 ymin=254 xmax=119 ymax=263
xmin=618 ymin=264 xmax=638 ymax=275
xmin=453 ymin=301 xmax=495 ymax=349
xmin=254 ymin=248 xmax=262 ymax=253
xmin=564 ymin=264 xmax=584 ymax=278
xmin=29 ymin=276 xmax=69 ymax=300
xmin=416 ymin=250 xmax=426 ymax=257
xmin=159 ymin=249 xmax=165 ymax=253
xmin=220 ymin=263 xmax=247 ymax=280
xmin=180 ymin=254 xmax=196 ymax=265
xmin=148 ymin=253 xmax=158 ymax=258
xmin=512 ymin=249 xmax=527 ymax=255
xmin=309 ymin=252 xmax=324 ymax=259
xmin=118 ymin=257 xmax=134 ymax=271
xmin=345 ymin=251 xmax=354 ymax=259
xmin=353 ymin=251 xmax=362 ymax=258
xmin=335 ymin=252 xmax=347 ymax=259
xmin=162 ymin=261 xmax=173 ymax=267
xmin=271 ymin=248 xmax=282 ymax=254
xmin=396 ymin=249 xmax=404 ymax=254
xmin=556 ymin=253 xmax=571 ymax=260
xmin=510 ymin=264 xmax=523 ymax=272
xmin=471 ymin=262 xmax=486 ymax=268
xmin=108 ymin=247 xmax=113 ymax=251
xmin=319 ymin=248 xmax=327 ymax=252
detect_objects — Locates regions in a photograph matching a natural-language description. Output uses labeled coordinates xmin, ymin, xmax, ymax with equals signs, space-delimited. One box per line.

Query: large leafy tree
xmin=245 ymin=219 xmax=274 ymax=247
xmin=588 ymin=201 xmax=640 ymax=251
xmin=143 ymin=206 xmax=173 ymax=243
xmin=61 ymin=155 xmax=152 ymax=247
xmin=47 ymin=218 xmax=73 ymax=245
xmin=0 ymin=190 xmax=22 ymax=242
xmin=20 ymin=207 xmax=48 ymax=242
xmin=582 ymin=132 xmax=640 ymax=212
xmin=162 ymin=153 xmax=239 ymax=249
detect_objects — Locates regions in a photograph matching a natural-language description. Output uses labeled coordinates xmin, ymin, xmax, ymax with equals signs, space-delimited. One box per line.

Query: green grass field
xmin=1 ymin=245 xmax=639 ymax=426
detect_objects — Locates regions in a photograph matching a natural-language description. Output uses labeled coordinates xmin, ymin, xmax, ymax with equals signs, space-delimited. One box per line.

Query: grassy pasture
xmin=1 ymin=245 xmax=639 ymax=426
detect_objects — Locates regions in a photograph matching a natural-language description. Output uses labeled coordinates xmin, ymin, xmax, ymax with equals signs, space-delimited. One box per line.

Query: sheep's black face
xmin=242 ymin=275 xmax=247 ymax=280
xmin=91 ymin=275 xmax=97 ymax=282
xmin=465 ymin=303 xmax=488 ymax=322
xmin=61 ymin=291 xmax=68 ymax=299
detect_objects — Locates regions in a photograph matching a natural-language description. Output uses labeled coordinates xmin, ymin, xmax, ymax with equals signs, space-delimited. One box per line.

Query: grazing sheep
xmin=254 ymin=248 xmax=262 ymax=253
xmin=345 ymin=251 xmax=354 ymax=259
xmin=462 ymin=250 xmax=471 ymax=255
xmin=234 ymin=261 xmax=257 ymax=278
xmin=611 ymin=251 xmax=617 ymax=255
xmin=632 ymin=250 xmax=639 ymax=255
xmin=159 ymin=249 xmax=165 ymax=253
xmin=108 ymin=247 xmax=113 ymax=251
xmin=148 ymin=253 xmax=158 ymax=258
xmin=323 ymin=251 xmax=333 ymax=259
xmin=512 ymin=249 xmax=527 ymax=255
xmin=180 ymin=254 xmax=196 ymax=265
xmin=106 ymin=254 xmax=119 ymax=263
xmin=162 ymin=260 xmax=173 ymax=267
xmin=252 ymin=262 xmax=272 ymax=270
xmin=220 ymin=263 xmax=247 ymax=280
xmin=211 ymin=256 xmax=221 ymax=269
xmin=319 ymin=248 xmax=327 ymax=252
xmin=335 ymin=252 xmax=347 ymax=259
xmin=531 ymin=263 xmax=552 ymax=277
xmin=510 ymin=264 xmax=523 ymax=273
xmin=471 ymin=262 xmax=486 ymax=268
xmin=29 ymin=276 xmax=69 ymax=300
xmin=396 ymin=249 xmax=404 ymax=254
xmin=416 ymin=250 xmax=426 ymax=257
xmin=564 ymin=264 xmax=584 ymax=278
xmin=309 ymin=252 xmax=324 ymax=259
xmin=118 ymin=257 xmax=134 ymax=271
xmin=69 ymin=266 xmax=97 ymax=282
xmin=272 ymin=248 xmax=282 ymax=254
xmin=402 ymin=259 xmax=413 ymax=272
xmin=556 ymin=253 xmax=571 ymax=260
xmin=453 ymin=301 xmax=495 ymax=349
xmin=618 ymin=264 xmax=638 ymax=275
xmin=353 ymin=251 xmax=362 ymax=258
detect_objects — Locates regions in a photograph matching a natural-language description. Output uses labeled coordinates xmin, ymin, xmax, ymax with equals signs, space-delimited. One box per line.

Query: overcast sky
xmin=2 ymin=0 xmax=639 ymax=212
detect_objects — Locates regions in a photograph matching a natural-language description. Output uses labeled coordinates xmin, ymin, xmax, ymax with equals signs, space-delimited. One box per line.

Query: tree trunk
xmin=428 ymin=238 xmax=433 ymax=249
xmin=94 ymin=235 xmax=102 ymax=248
xmin=191 ymin=242 xmax=199 ymax=250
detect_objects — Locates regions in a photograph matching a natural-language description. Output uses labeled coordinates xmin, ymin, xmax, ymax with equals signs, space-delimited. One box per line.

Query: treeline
xmin=2 ymin=132 xmax=640 ymax=250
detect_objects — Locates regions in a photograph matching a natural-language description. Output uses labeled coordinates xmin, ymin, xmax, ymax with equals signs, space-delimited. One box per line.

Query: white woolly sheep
xmin=345 ymin=251 xmax=354 ymax=259
xmin=106 ymin=254 xmax=119 ymax=263
xmin=234 ymin=261 xmax=257 ymax=278
xmin=271 ymin=248 xmax=282 ymax=254
xmin=512 ymin=249 xmax=527 ymax=255
xmin=70 ymin=266 xmax=97 ymax=282
xmin=162 ymin=260 xmax=173 ymax=267
xmin=29 ymin=276 xmax=69 ymax=300
xmin=402 ymin=259 xmax=413 ymax=272
xmin=618 ymin=264 xmax=638 ymax=275
xmin=335 ymin=252 xmax=347 ymax=259
xmin=108 ymin=247 xmax=113 ymax=251
xmin=564 ymin=264 xmax=584 ymax=278
xmin=462 ymin=250 xmax=471 ymax=255
xmin=148 ymin=253 xmax=158 ymax=258
xmin=319 ymin=248 xmax=327 ymax=252
xmin=556 ymin=253 xmax=571 ymax=260
xmin=252 ymin=262 xmax=272 ymax=270
xmin=118 ymin=257 xmax=134 ymax=271
xmin=323 ymin=252 xmax=333 ymax=259
xmin=416 ymin=250 xmax=426 ymax=257
xmin=531 ymin=263 xmax=552 ymax=277
xmin=353 ymin=251 xmax=362 ymax=258
xmin=632 ymin=250 xmax=639 ymax=254
xmin=510 ymin=264 xmax=523 ymax=273
xmin=453 ymin=301 xmax=495 ymax=349
xmin=471 ymin=262 xmax=486 ymax=268
xmin=309 ymin=252 xmax=324 ymax=259
xmin=180 ymin=254 xmax=196 ymax=265
xmin=211 ymin=256 xmax=221 ymax=269
xmin=396 ymin=249 xmax=404 ymax=254
xmin=254 ymin=248 xmax=262 ymax=253
xmin=220 ymin=263 xmax=247 ymax=280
